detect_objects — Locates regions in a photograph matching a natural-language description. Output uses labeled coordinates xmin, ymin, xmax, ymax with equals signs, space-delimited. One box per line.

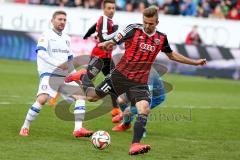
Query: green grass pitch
xmin=0 ymin=59 xmax=240 ymax=160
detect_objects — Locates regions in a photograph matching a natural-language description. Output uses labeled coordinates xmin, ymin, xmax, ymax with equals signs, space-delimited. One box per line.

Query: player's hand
xmin=195 ymin=59 xmax=207 ymax=66
xmin=98 ymin=40 xmax=115 ymax=50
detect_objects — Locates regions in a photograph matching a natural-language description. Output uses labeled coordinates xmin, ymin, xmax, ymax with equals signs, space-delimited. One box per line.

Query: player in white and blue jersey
xmin=19 ymin=11 xmax=93 ymax=137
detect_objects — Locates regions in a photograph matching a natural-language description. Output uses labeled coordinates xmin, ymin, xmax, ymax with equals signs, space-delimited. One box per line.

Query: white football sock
xmin=74 ymin=99 xmax=86 ymax=131
xmin=22 ymin=101 xmax=42 ymax=129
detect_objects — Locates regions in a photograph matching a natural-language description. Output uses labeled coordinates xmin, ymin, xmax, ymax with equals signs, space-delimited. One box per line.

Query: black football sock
xmin=123 ymin=114 xmax=133 ymax=126
xmin=132 ymin=114 xmax=148 ymax=143
xmin=111 ymin=94 xmax=119 ymax=108
xmin=80 ymin=74 xmax=94 ymax=92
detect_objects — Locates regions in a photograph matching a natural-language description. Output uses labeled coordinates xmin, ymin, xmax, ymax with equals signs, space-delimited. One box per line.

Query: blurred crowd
xmin=12 ymin=0 xmax=240 ymax=20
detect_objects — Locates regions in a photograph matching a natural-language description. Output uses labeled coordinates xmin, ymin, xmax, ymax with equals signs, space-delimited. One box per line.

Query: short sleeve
xmin=36 ymin=33 xmax=48 ymax=53
xmin=161 ymin=35 xmax=172 ymax=54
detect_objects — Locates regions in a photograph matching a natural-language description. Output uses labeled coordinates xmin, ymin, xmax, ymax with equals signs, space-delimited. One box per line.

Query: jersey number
xmin=101 ymin=83 xmax=111 ymax=93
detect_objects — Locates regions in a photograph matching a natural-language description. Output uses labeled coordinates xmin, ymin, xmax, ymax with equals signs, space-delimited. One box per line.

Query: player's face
xmin=104 ymin=3 xmax=115 ymax=19
xmin=51 ymin=14 xmax=67 ymax=32
xmin=143 ymin=16 xmax=159 ymax=34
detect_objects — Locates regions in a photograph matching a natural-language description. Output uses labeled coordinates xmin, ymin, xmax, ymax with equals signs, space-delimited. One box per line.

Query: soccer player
xmin=19 ymin=11 xmax=93 ymax=138
xmin=65 ymin=6 xmax=207 ymax=155
xmin=85 ymin=0 xmax=122 ymax=120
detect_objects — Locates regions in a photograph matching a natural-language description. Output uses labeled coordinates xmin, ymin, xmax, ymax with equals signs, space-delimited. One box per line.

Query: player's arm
xmin=167 ymin=51 xmax=207 ymax=66
xmin=162 ymin=35 xmax=207 ymax=66
xmin=98 ymin=24 xmax=136 ymax=50
xmin=83 ymin=23 xmax=97 ymax=39
xmin=98 ymin=16 xmax=118 ymax=41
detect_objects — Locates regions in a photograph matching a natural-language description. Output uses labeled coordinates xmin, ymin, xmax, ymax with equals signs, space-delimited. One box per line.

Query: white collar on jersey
xmin=142 ymin=27 xmax=156 ymax=37
xmin=103 ymin=14 xmax=112 ymax=20
xmin=52 ymin=28 xmax=62 ymax=36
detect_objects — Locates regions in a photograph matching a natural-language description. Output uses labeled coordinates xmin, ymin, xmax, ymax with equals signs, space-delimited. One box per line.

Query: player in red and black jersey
xmin=65 ymin=6 xmax=207 ymax=155
xmin=84 ymin=0 xmax=121 ymax=119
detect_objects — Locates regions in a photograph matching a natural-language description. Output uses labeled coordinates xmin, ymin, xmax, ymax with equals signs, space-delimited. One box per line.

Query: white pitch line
xmin=0 ymin=102 xmax=33 ymax=105
xmin=162 ymin=105 xmax=240 ymax=110
xmin=0 ymin=95 xmax=21 ymax=98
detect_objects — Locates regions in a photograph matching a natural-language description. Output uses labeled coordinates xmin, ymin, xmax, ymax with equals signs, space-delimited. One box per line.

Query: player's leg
xmin=65 ymin=69 xmax=100 ymax=101
xmin=19 ymin=93 xmax=49 ymax=136
xmin=87 ymin=56 xmax=104 ymax=80
xmin=128 ymin=86 xmax=151 ymax=155
xmin=101 ymin=59 xmax=122 ymax=118
xmin=59 ymin=79 xmax=94 ymax=138
xmin=112 ymin=106 xmax=133 ymax=131
xmin=71 ymin=95 xmax=94 ymax=138
xmin=20 ymin=76 xmax=57 ymax=136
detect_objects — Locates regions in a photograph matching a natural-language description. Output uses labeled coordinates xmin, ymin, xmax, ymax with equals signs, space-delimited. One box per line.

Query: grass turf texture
xmin=0 ymin=59 xmax=240 ymax=160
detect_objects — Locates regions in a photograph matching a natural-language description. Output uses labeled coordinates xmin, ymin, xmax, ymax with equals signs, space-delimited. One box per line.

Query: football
xmin=91 ymin=130 xmax=110 ymax=150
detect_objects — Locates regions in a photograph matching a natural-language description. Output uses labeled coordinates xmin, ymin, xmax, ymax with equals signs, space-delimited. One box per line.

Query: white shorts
xmin=37 ymin=75 xmax=84 ymax=99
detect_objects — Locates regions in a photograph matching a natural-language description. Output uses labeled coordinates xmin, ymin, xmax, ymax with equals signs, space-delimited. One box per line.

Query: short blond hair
xmin=143 ymin=6 xmax=159 ymax=20
xmin=52 ymin=10 xmax=67 ymax=19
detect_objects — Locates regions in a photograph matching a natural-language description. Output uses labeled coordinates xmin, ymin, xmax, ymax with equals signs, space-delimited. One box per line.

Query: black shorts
xmin=87 ymin=56 xmax=115 ymax=79
xmin=95 ymin=70 xmax=151 ymax=105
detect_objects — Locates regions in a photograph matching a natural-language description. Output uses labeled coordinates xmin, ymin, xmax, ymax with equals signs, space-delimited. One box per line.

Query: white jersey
xmin=36 ymin=29 xmax=73 ymax=76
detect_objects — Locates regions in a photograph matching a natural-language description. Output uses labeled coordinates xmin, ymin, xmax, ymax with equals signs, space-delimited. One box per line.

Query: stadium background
xmin=0 ymin=1 xmax=240 ymax=160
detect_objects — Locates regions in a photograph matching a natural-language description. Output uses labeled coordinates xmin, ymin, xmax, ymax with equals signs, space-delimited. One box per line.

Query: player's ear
xmin=156 ymin=20 xmax=159 ymax=25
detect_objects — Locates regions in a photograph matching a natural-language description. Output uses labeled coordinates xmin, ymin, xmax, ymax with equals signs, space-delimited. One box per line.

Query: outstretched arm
xmin=83 ymin=23 xmax=97 ymax=39
xmin=166 ymin=51 xmax=207 ymax=66
xmin=98 ymin=39 xmax=116 ymax=50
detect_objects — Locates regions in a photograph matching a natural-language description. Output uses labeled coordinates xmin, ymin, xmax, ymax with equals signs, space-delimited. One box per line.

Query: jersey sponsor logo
xmin=52 ymin=49 xmax=70 ymax=53
xmin=140 ymin=43 xmax=156 ymax=52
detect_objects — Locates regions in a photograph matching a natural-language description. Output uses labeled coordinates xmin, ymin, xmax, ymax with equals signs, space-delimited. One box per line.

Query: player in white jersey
xmin=19 ymin=11 xmax=93 ymax=137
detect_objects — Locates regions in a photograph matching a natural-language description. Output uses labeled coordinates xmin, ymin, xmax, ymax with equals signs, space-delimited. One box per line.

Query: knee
xmin=117 ymin=96 xmax=127 ymax=105
xmin=136 ymin=100 xmax=150 ymax=115
xmin=86 ymin=94 xmax=99 ymax=102
xmin=37 ymin=94 xmax=49 ymax=105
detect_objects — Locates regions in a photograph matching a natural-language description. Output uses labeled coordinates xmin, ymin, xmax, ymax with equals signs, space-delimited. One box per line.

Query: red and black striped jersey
xmin=91 ymin=15 xmax=117 ymax=59
xmin=113 ymin=23 xmax=172 ymax=84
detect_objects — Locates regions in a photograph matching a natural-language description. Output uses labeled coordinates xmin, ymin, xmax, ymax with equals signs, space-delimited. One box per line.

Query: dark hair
xmin=52 ymin=10 xmax=67 ymax=19
xmin=103 ymin=0 xmax=115 ymax=7
xmin=143 ymin=6 xmax=159 ymax=19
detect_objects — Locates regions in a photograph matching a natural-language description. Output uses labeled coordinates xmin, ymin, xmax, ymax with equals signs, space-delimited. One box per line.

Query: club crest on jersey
xmin=155 ymin=39 xmax=160 ymax=45
xmin=41 ymin=85 xmax=48 ymax=90
xmin=66 ymin=40 xmax=70 ymax=47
